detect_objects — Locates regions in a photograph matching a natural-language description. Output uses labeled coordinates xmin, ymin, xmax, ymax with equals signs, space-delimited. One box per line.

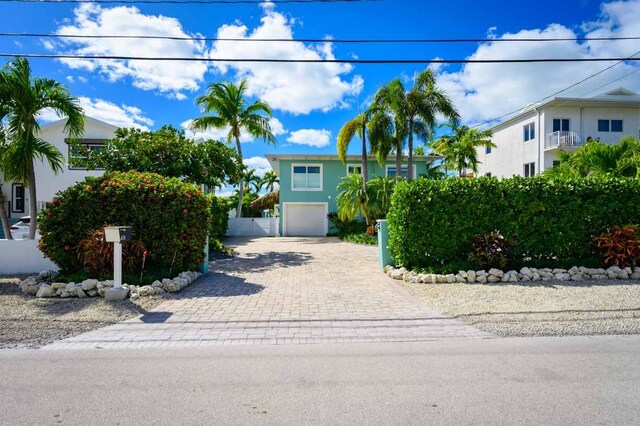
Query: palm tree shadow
xmin=210 ymin=251 xmax=313 ymax=274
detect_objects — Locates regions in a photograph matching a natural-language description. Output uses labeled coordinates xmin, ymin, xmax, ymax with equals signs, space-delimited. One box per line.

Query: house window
xmin=68 ymin=139 xmax=106 ymax=170
xmin=292 ymin=164 xmax=322 ymax=191
xmin=553 ymin=160 xmax=561 ymax=168
xmin=523 ymin=123 xmax=535 ymax=142
xmin=486 ymin=146 xmax=492 ymax=154
xmin=485 ymin=172 xmax=492 ymax=177
xmin=598 ymin=119 xmax=623 ymax=133
xmin=552 ymin=119 xmax=570 ymax=132
xmin=386 ymin=165 xmax=417 ymax=179
xmin=524 ymin=162 xmax=536 ymax=177
xmin=346 ymin=164 xmax=363 ymax=175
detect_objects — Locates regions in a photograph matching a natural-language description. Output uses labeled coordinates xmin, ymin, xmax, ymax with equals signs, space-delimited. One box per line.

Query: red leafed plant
xmin=594 ymin=225 xmax=640 ymax=268
xmin=77 ymin=227 xmax=147 ymax=277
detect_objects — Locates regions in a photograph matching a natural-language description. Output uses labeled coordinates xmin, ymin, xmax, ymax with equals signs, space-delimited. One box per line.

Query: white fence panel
xmin=0 ymin=239 xmax=58 ymax=275
xmin=226 ymin=218 xmax=279 ymax=237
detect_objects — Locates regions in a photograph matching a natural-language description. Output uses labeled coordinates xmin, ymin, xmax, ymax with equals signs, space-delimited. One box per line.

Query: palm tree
xmin=337 ymin=108 xmax=375 ymax=183
xmin=373 ymin=70 xmax=459 ymax=180
xmin=261 ymin=170 xmax=279 ymax=192
xmin=336 ymin=173 xmax=372 ymax=226
xmin=0 ymin=127 xmax=13 ymax=239
xmin=431 ymin=125 xmax=494 ymax=177
xmin=366 ymin=176 xmax=396 ymax=220
xmin=191 ymin=79 xmax=275 ymax=217
xmin=243 ymin=168 xmax=263 ymax=194
xmin=545 ymin=136 xmax=640 ymax=179
xmin=0 ymin=57 xmax=83 ymax=239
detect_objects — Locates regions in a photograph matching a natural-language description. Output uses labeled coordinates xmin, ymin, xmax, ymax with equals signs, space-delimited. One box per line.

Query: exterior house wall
xmin=0 ymin=117 xmax=117 ymax=219
xmin=276 ymin=157 xmax=429 ymax=236
xmin=476 ymin=111 xmax=540 ymax=178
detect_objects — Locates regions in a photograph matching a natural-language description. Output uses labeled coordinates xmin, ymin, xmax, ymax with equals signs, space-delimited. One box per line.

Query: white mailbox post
xmin=104 ymin=226 xmax=132 ymax=301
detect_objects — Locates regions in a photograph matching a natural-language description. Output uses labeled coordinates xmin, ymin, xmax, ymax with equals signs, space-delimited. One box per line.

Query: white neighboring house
xmin=0 ymin=116 xmax=118 ymax=219
xmin=476 ymin=88 xmax=640 ymax=178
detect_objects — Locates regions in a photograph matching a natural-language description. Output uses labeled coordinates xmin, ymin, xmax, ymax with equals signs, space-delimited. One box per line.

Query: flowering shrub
xmin=39 ymin=171 xmax=210 ymax=275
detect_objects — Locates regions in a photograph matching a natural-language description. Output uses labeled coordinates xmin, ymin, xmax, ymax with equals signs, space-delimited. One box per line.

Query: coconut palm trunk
xmin=407 ymin=130 xmax=414 ymax=180
xmin=361 ymin=129 xmax=368 ymax=184
xmin=27 ymin=160 xmax=37 ymax=238
xmin=234 ymin=135 xmax=244 ymax=218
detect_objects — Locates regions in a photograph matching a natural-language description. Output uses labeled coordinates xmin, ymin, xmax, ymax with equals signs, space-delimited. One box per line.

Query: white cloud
xmin=181 ymin=117 xmax=286 ymax=143
xmin=243 ymin=156 xmax=272 ymax=176
xmin=65 ymin=76 xmax=75 ymax=83
xmin=286 ymin=129 xmax=331 ymax=148
xmin=50 ymin=4 xmax=208 ymax=98
xmin=208 ymin=5 xmax=363 ymax=114
xmin=39 ymin=97 xmax=154 ymax=130
xmin=435 ymin=0 xmax=640 ymax=125
xmin=77 ymin=76 xmax=88 ymax=84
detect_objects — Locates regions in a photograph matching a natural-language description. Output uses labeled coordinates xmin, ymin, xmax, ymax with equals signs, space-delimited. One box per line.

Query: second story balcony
xmin=545 ymin=131 xmax=586 ymax=151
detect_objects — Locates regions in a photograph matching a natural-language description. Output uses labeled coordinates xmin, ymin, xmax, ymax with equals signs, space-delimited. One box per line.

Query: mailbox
xmin=104 ymin=226 xmax=132 ymax=242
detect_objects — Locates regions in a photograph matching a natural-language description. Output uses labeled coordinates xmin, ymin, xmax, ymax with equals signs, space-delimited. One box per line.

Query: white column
xmin=113 ymin=241 xmax=122 ymax=289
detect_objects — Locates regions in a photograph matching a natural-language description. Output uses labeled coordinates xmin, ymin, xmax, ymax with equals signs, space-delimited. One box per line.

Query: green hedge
xmin=387 ymin=176 xmax=640 ymax=271
xmin=208 ymin=194 xmax=230 ymax=240
xmin=39 ymin=171 xmax=211 ymax=274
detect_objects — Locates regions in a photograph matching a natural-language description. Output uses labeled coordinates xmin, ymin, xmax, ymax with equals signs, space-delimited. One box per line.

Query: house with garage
xmin=266 ymin=154 xmax=436 ymax=237
xmin=475 ymin=88 xmax=640 ymax=178
xmin=0 ymin=116 xmax=117 ymax=221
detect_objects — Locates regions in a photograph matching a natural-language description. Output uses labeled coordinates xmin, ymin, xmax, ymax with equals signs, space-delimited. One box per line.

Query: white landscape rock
xmin=36 ymin=284 xmax=54 ymax=298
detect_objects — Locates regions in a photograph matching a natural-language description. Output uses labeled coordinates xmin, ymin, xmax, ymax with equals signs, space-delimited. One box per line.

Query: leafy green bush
xmin=388 ymin=176 xmax=640 ymax=270
xmin=341 ymin=232 xmax=377 ymax=245
xmin=39 ymin=171 xmax=210 ymax=275
xmin=208 ymin=194 xmax=230 ymax=239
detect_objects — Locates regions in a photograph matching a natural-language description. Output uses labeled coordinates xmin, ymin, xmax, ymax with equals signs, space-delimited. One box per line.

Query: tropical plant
xmin=191 ymin=79 xmax=275 ymax=217
xmin=337 ymin=108 xmax=376 ymax=183
xmin=261 ymin=170 xmax=279 ymax=192
xmin=545 ymin=136 xmax=640 ymax=179
xmin=366 ymin=176 xmax=396 ymax=220
xmin=0 ymin=57 xmax=84 ymax=238
xmin=77 ymin=227 xmax=147 ymax=277
xmin=0 ymin=132 xmax=12 ymax=239
xmin=78 ymin=126 xmax=240 ymax=188
xmin=594 ymin=225 xmax=640 ymax=268
xmin=431 ymin=125 xmax=494 ymax=177
xmin=336 ymin=173 xmax=372 ymax=226
xmin=372 ymin=69 xmax=459 ymax=180
xmin=468 ymin=230 xmax=515 ymax=270
xmin=243 ymin=168 xmax=263 ymax=194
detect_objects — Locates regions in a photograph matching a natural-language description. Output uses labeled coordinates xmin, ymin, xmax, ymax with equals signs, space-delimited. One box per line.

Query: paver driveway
xmin=45 ymin=238 xmax=491 ymax=349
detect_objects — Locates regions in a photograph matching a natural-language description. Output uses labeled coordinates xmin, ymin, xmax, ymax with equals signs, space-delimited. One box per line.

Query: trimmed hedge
xmin=39 ymin=171 xmax=211 ymax=275
xmin=208 ymin=194 xmax=230 ymax=240
xmin=387 ymin=176 xmax=640 ymax=271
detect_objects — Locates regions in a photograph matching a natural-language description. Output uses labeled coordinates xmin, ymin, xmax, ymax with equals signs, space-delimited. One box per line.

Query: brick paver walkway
xmin=44 ymin=238 xmax=492 ymax=349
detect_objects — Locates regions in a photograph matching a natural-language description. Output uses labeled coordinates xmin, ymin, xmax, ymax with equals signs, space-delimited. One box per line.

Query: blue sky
xmin=1 ymin=0 xmax=639 ymax=176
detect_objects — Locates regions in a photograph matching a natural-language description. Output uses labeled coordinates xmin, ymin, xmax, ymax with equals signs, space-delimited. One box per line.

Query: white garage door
xmin=284 ymin=203 xmax=327 ymax=236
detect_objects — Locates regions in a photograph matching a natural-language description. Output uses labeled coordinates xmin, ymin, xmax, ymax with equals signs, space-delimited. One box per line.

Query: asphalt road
xmin=1 ymin=336 xmax=639 ymax=425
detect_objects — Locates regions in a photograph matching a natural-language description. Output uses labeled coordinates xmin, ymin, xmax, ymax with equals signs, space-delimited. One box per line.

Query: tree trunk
xmin=407 ymin=129 xmax=414 ymax=181
xmin=27 ymin=160 xmax=37 ymax=239
xmin=235 ymin=135 xmax=243 ymax=218
xmin=395 ymin=141 xmax=401 ymax=179
xmin=0 ymin=184 xmax=13 ymax=240
xmin=361 ymin=126 xmax=368 ymax=184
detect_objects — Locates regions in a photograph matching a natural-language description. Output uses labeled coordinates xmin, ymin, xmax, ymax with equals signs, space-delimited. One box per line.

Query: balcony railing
xmin=545 ymin=131 xmax=585 ymax=150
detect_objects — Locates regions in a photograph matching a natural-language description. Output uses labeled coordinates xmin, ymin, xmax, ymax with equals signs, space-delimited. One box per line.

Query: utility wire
xmin=469 ymin=49 xmax=640 ymax=128
xmin=0 ymin=0 xmax=378 ymax=4
xmin=2 ymin=52 xmax=640 ymax=64
xmin=2 ymin=32 xmax=640 ymax=43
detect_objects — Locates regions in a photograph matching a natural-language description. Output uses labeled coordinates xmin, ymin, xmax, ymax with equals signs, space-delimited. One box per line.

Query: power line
xmin=3 ymin=52 xmax=640 ymax=64
xmin=470 ymin=49 xmax=640 ymax=128
xmin=3 ymin=32 xmax=640 ymax=44
xmin=0 ymin=0 xmax=377 ymax=4
xmin=579 ymin=67 xmax=640 ymax=97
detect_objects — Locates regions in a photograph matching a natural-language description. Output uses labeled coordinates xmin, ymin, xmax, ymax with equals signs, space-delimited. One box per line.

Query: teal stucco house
xmin=266 ymin=154 xmax=437 ymax=237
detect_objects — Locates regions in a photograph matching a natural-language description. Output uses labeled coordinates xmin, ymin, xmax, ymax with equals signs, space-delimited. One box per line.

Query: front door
xmin=12 ymin=183 xmax=25 ymax=214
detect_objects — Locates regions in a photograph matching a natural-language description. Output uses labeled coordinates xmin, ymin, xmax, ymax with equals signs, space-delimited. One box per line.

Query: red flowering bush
xmin=38 ymin=171 xmax=211 ymax=275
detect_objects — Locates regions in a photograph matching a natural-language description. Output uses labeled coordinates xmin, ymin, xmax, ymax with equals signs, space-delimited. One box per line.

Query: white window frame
xmin=552 ymin=118 xmax=570 ymax=132
xmin=523 ymin=123 xmax=535 ymax=142
xmin=385 ymin=164 xmax=417 ymax=178
xmin=346 ymin=164 xmax=363 ymax=176
xmin=291 ymin=163 xmax=323 ymax=192
xmin=68 ymin=140 xmax=106 ymax=171
xmin=523 ymin=162 xmax=536 ymax=177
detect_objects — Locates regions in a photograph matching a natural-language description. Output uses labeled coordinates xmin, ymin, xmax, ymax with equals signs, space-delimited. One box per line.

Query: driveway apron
xmin=44 ymin=238 xmax=491 ymax=349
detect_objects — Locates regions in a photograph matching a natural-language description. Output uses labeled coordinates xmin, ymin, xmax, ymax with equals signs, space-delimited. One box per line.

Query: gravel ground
xmin=0 ymin=276 xmax=165 ymax=349
xmin=401 ymin=280 xmax=640 ymax=337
